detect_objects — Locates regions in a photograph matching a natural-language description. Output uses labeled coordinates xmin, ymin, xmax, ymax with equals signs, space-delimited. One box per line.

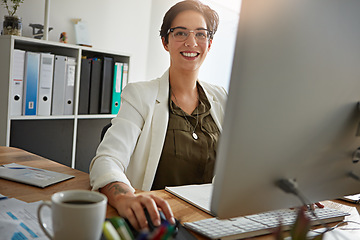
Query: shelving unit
xmin=0 ymin=35 xmax=130 ymax=172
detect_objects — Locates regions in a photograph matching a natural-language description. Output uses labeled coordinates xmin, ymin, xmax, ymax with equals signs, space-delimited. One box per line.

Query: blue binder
xmin=23 ymin=52 xmax=40 ymax=115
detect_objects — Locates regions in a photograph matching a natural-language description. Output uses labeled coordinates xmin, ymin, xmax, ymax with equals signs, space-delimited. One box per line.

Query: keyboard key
xmin=184 ymin=208 xmax=349 ymax=240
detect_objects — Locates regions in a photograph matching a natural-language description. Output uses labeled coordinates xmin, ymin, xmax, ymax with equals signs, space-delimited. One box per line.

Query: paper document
xmin=306 ymin=227 xmax=360 ymax=240
xmin=0 ymin=196 xmax=51 ymax=240
xmin=341 ymin=193 xmax=360 ymax=203
xmin=165 ymin=184 xmax=214 ymax=215
xmin=0 ymin=163 xmax=74 ymax=188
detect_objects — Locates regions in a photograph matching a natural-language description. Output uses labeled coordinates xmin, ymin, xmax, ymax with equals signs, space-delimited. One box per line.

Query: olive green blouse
xmin=151 ymin=84 xmax=220 ymax=190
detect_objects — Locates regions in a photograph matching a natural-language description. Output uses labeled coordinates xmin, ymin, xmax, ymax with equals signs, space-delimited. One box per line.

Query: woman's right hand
xmin=100 ymin=181 xmax=175 ymax=231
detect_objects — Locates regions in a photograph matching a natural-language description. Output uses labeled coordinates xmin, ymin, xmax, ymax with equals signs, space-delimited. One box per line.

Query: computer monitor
xmin=211 ymin=0 xmax=360 ymax=219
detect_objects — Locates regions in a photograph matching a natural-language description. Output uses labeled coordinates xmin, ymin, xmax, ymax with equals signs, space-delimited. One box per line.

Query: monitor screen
xmin=211 ymin=0 xmax=360 ymax=219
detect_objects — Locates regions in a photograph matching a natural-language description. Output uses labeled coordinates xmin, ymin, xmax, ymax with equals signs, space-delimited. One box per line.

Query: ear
xmin=162 ymin=37 xmax=169 ymax=52
xmin=207 ymin=39 xmax=213 ymax=51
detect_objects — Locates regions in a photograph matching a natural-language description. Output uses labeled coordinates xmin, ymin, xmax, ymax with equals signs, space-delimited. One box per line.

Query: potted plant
xmin=2 ymin=0 xmax=24 ymax=36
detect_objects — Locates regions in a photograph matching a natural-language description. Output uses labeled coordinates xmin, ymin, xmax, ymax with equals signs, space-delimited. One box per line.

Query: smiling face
xmin=162 ymin=10 xmax=212 ymax=74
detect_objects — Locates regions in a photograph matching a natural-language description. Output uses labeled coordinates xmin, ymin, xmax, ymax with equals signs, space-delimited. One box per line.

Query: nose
xmin=184 ymin=32 xmax=198 ymax=47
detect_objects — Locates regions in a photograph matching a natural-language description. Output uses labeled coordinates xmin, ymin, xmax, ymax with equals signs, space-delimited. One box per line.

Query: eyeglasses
xmin=167 ymin=27 xmax=212 ymax=42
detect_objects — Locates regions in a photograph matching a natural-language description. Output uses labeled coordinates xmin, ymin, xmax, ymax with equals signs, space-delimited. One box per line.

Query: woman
xmin=89 ymin=0 xmax=227 ymax=231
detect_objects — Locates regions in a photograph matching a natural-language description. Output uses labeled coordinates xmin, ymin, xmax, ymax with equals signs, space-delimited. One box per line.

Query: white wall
xmin=1 ymin=0 xmax=152 ymax=83
xmin=199 ymin=0 xmax=241 ymax=90
xmin=1 ymin=0 xmax=240 ymax=90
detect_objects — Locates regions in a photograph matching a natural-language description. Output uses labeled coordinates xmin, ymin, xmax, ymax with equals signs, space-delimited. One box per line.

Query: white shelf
xmin=77 ymin=114 xmax=116 ymax=119
xmin=10 ymin=114 xmax=117 ymax=120
xmin=10 ymin=115 xmax=76 ymax=120
xmin=3 ymin=35 xmax=80 ymax=50
xmin=0 ymin=35 xmax=129 ymax=172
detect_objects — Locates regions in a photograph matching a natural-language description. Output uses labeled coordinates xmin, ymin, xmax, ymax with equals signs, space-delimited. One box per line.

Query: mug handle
xmin=37 ymin=201 xmax=53 ymax=240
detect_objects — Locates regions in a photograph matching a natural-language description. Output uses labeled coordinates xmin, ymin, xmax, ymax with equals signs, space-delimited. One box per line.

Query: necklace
xmin=171 ymin=88 xmax=199 ymax=140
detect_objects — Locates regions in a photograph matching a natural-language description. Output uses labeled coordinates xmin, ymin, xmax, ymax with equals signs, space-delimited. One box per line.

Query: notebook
xmin=0 ymin=163 xmax=74 ymax=188
xmin=165 ymin=184 xmax=214 ymax=215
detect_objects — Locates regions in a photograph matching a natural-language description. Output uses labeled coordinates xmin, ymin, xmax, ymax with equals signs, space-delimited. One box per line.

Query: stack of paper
xmin=0 ymin=194 xmax=51 ymax=240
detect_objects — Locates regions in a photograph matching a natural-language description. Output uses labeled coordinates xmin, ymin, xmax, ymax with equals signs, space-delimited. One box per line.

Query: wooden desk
xmin=1 ymin=146 xmax=360 ymax=240
xmin=0 ymin=146 xmax=90 ymax=202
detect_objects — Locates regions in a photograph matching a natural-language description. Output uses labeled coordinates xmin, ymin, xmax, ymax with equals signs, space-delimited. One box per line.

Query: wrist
xmin=101 ymin=181 xmax=134 ymax=198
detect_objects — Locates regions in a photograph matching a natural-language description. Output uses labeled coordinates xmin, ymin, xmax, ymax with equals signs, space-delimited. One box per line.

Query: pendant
xmin=192 ymin=132 xmax=198 ymax=140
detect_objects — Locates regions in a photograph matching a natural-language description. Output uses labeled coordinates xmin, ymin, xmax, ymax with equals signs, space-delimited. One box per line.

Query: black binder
xmin=99 ymin=57 xmax=114 ymax=114
xmin=89 ymin=59 xmax=102 ymax=114
xmin=78 ymin=58 xmax=92 ymax=114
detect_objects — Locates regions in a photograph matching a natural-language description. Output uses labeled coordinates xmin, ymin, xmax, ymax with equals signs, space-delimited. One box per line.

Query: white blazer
xmin=89 ymin=70 xmax=227 ymax=191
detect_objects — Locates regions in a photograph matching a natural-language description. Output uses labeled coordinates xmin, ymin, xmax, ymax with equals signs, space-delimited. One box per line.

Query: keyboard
xmin=184 ymin=208 xmax=349 ymax=240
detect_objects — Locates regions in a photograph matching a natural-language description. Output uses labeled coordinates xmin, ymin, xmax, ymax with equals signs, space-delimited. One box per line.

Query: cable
xmin=276 ymin=179 xmax=332 ymax=232
xmin=276 ymin=179 xmax=360 ymax=239
xmin=310 ymin=220 xmax=360 ymax=240
xmin=311 ymin=220 xmax=360 ymax=234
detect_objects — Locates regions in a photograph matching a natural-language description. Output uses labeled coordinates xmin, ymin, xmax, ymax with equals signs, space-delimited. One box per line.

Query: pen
xmin=149 ymin=224 xmax=167 ymax=240
xmin=109 ymin=217 xmax=134 ymax=240
xmin=103 ymin=220 xmax=121 ymax=240
xmin=161 ymin=224 xmax=176 ymax=240
xmin=135 ymin=231 xmax=149 ymax=240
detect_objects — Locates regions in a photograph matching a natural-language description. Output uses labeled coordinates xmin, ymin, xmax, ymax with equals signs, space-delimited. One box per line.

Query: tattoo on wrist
xmin=108 ymin=183 xmax=129 ymax=195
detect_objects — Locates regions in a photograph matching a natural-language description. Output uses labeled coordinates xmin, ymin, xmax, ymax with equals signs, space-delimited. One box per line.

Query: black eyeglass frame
xmin=167 ymin=27 xmax=214 ymax=41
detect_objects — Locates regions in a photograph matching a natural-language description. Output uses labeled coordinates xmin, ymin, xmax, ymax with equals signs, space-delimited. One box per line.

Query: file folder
xmin=100 ymin=57 xmax=114 ymax=114
xmin=0 ymin=163 xmax=74 ymax=188
xmin=78 ymin=58 xmax=92 ymax=114
xmin=52 ymin=55 xmax=67 ymax=115
xmin=38 ymin=53 xmax=55 ymax=116
xmin=89 ymin=58 xmax=102 ymax=114
xmin=111 ymin=62 xmax=123 ymax=114
xmin=122 ymin=63 xmax=129 ymax=90
xmin=23 ymin=51 xmax=40 ymax=116
xmin=64 ymin=57 xmax=76 ymax=115
xmin=10 ymin=49 xmax=25 ymax=116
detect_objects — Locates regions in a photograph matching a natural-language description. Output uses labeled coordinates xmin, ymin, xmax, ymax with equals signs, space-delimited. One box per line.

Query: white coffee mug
xmin=37 ymin=190 xmax=107 ymax=240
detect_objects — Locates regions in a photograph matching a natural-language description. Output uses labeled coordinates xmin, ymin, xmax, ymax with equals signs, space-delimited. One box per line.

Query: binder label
xmin=40 ymin=57 xmax=54 ymax=89
xmin=28 ymin=102 xmax=34 ymax=109
xmin=67 ymin=65 xmax=75 ymax=86
xmin=13 ymin=79 xmax=22 ymax=85
xmin=115 ymin=64 xmax=122 ymax=93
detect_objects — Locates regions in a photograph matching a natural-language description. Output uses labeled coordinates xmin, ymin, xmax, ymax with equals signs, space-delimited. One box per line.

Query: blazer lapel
xmin=142 ymin=71 xmax=170 ymax=190
xmin=200 ymin=82 xmax=224 ymax=132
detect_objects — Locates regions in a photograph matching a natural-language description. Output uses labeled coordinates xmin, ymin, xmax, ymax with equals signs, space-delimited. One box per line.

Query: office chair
xmin=100 ymin=123 xmax=112 ymax=141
